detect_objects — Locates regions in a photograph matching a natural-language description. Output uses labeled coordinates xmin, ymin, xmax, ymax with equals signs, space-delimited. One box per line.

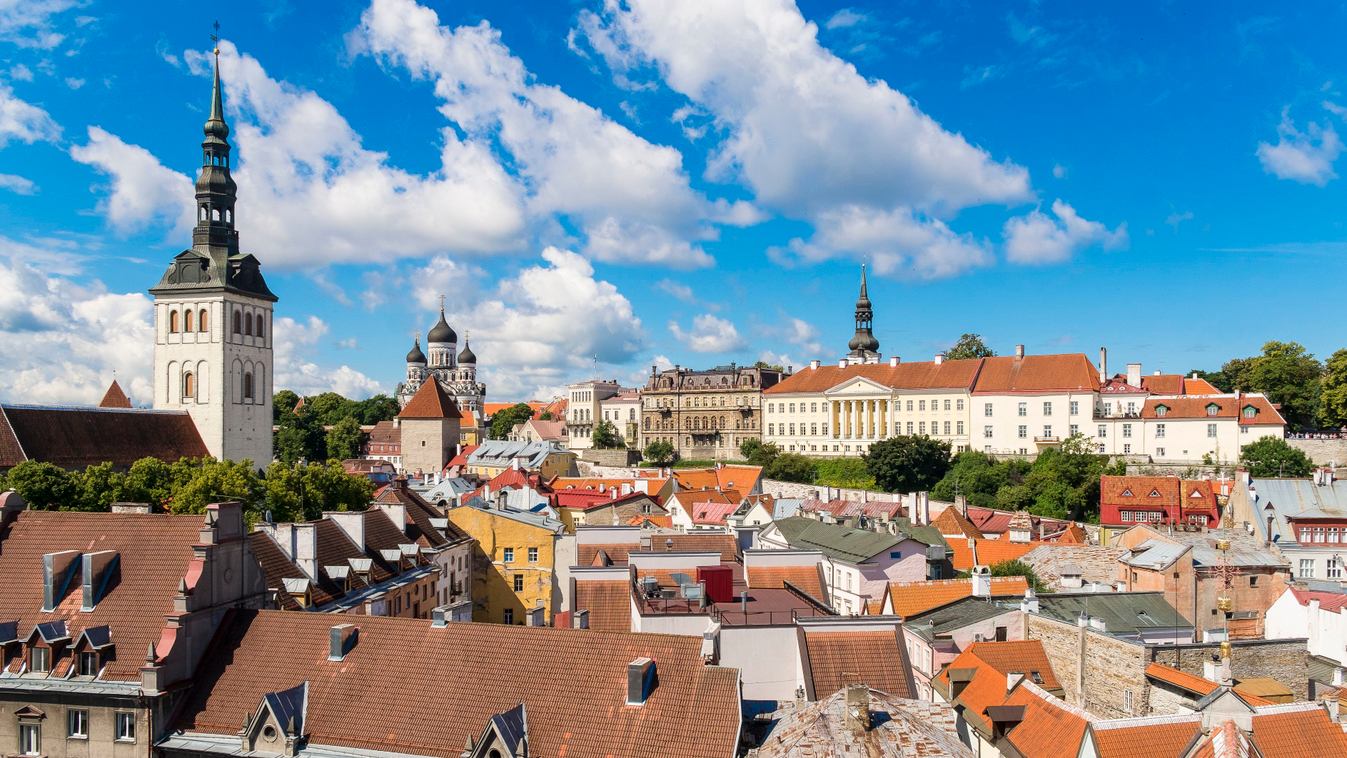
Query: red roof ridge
xmin=398 ymin=379 xmax=462 ymax=420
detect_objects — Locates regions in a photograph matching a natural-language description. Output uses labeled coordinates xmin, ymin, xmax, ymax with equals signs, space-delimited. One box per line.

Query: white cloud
xmin=8 ymin=64 xmax=33 ymax=81
xmin=655 ymin=278 xmax=695 ymax=303
xmin=824 ymin=9 xmax=865 ymax=30
xmin=409 ymin=246 xmax=645 ymax=400
xmin=670 ymin=313 xmax=745 ymax=353
xmin=309 ymin=271 xmax=352 ymax=306
xmin=1165 ymin=210 xmax=1193 ymax=233
xmin=0 ymin=0 xmax=78 ymax=49
xmin=0 ymin=243 xmax=155 ymax=405
xmin=1052 ymin=163 xmax=1067 ymax=179
xmin=272 ymin=315 xmax=384 ymax=398
xmin=352 ymin=0 xmax=717 ymax=268
xmin=960 ymin=64 xmax=1003 ymax=89
xmin=773 ymin=205 xmax=993 ymax=279
xmin=63 ymin=76 xmax=83 ymax=89
xmin=1256 ymin=108 xmax=1342 ymax=186
xmin=155 ymin=35 xmax=180 ymax=67
xmin=68 ymin=126 xmax=195 ymax=236
xmin=0 ymin=173 xmax=35 ymax=194
xmin=0 ymin=83 xmax=61 ymax=146
xmin=1002 ymin=200 xmax=1128 ymax=264
xmin=781 ymin=316 xmax=826 ymax=357
xmin=336 ymin=337 xmax=358 ymax=350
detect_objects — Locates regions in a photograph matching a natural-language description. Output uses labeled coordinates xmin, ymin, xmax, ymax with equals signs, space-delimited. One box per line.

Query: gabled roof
xmin=1089 ymin=714 xmax=1202 ymax=758
xmin=1036 ymin=592 xmax=1192 ymax=636
xmin=398 ymin=379 xmax=465 ymax=420
xmin=803 ymin=629 xmax=912 ymax=699
xmin=172 ymin=610 xmax=742 ymax=758
xmin=885 ymin=577 xmax=1027 ymax=618
xmin=690 ymin=500 xmax=739 ymax=526
xmin=0 ymin=404 xmax=210 ymax=470
xmin=935 ymin=641 xmax=1062 ymax=734
xmin=1249 ymin=702 xmax=1347 ymax=757
xmin=903 ymin=595 xmax=1021 ymax=643
xmin=1287 ymin=587 xmax=1347 ymax=614
xmin=772 ymin=517 xmax=902 ymax=563
xmin=1142 ymin=395 xmax=1285 ymax=426
xmin=98 ymin=380 xmax=133 ymax=408
xmin=971 ymin=354 xmax=1101 ymax=394
xmin=932 ymin=506 xmax=985 ymax=539
xmin=765 ymin=359 xmax=982 ymax=395
xmin=1000 ymin=680 xmax=1095 ymax=758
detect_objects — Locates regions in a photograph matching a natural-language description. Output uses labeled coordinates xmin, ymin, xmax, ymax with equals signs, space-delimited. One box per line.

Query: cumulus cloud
xmin=352 ymin=0 xmax=717 ymax=268
xmin=1002 ymin=200 xmax=1127 ymax=264
xmin=654 ymin=278 xmax=695 ymax=303
xmin=272 ymin=315 xmax=384 ymax=398
xmin=0 ymin=83 xmax=61 ymax=146
xmin=670 ymin=313 xmax=745 ymax=353
xmin=1165 ymin=210 xmax=1193 ymax=233
xmin=69 ymin=126 xmax=196 ymax=236
xmin=0 ymin=173 xmax=36 ymax=194
xmin=1257 ymin=108 xmax=1342 ymax=186
xmin=407 ymin=247 xmax=645 ymax=400
xmin=0 ymin=0 xmax=79 ymax=49
xmin=824 ymin=9 xmax=866 ymax=30
xmin=1052 ymin=163 xmax=1067 ymax=179
xmin=773 ymin=205 xmax=993 ymax=279
xmin=574 ymin=0 xmax=1034 ymax=278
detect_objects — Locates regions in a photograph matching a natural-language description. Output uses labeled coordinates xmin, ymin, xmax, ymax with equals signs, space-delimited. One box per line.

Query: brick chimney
xmin=844 ymin=682 xmax=871 ymax=733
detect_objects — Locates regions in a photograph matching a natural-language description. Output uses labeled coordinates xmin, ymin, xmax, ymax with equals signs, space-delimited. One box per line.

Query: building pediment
xmin=464 ymin=702 xmax=529 ymax=758
xmin=239 ymin=681 xmax=308 ymax=756
xmin=824 ymin=376 xmax=894 ymax=396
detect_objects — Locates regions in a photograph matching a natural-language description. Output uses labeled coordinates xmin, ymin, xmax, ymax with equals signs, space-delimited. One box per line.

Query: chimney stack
xmin=889 ymin=356 xmax=900 ymax=367
xmin=1099 ymin=347 xmax=1108 ymax=383
xmin=810 ymin=360 xmax=820 ymax=370
xmin=971 ymin=567 xmax=991 ymax=597
xmin=574 ymin=609 xmax=590 ymax=629
xmin=328 ymin=624 xmax=358 ymax=661
xmin=934 ymin=353 xmax=945 ymax=365
xmin=1015 ymin=344 xmax=1025 ymax=359
xmin=626 ymin=658 xmax=656 ymax=705
xmin=838 ymin=358 xmax=849 ymax=368
xmin=1127 ymin=363 xmax=1142 ymax=388
xmin=845 ymin=682 xmax=872 ymax=733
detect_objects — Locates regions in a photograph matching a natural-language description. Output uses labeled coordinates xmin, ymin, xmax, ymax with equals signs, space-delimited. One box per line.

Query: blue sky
xmin=0 ymin=0 xmax=1343 ymax=405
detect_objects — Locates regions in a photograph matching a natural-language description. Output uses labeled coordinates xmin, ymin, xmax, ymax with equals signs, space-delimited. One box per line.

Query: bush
xmin=863 ymin=435 xmax=952 ymax=493
xmin=1239 ymin=436 xmax=1314 ymax=478
xmin=814 ymin=457 xmax=877 ymax=490
xmin=643 ymin=440 xmax=676 ymax=466
xmin=764 ymin=453 xmax=817 ymax=484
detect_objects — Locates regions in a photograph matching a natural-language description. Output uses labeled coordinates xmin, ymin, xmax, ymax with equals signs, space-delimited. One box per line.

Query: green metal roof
xmin=1036 ymin=592 xmax=1193 ymax=637
xmin=773 ymin=517 xmax=902 ymax=563
xmin=904 ymin=596 xmax=1019 ymax=643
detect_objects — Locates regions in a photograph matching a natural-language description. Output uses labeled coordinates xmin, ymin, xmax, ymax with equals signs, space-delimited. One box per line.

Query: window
xmin=1207 ymin=404 xmax=1219 ymax=416
xmin=1330 ymin=527 xmax=1341 ymax=544
xmin=503 ymin=547 xmax=514 ymax=562
xmin=789 ymin=403 xmax=795 ymax=413
xmin=199 ymin=308 xmax=208 ymax=332
xmin=1123 ymin=444 xmax=1131 ymax=454
xmin=984 ymin=425 xmax=993 ymax=438
xmin=957 ymin=421 xmax=965 ymax=435
xmin=1018 ymin=402 xmax=1027 ymax=417
xmin=1156 ymin=448 xmax=1166 ymax=458
xmin=1121 ymin=511 xmax=1132 ymax=522
xmin=1155 ymin=405 xmax=1167 ymax=417
xmin=1122 ymin=424 xmax=1132 ymax=438
xmin=1126 ymin=402 xmax=1137 ymax=415
xmin=1243 ymin=406 xmax=1256 ymax=419
xmin=233 ymin=310 xmax=242 ymax=334
xmin=184 ymin=309 xmax=195 ymax=332
xmin=1315 ymin=527 xmax=1326 ymax=543
xmin=1249 ymin=576 xmax=1259 ymax=588
xmin=906 ymin=422 xmax=914 ymax=434
xmin=1098 ymin=425 xmax=1107 ymax=438
xmin=68 ymin=709 xmax=88 ymax=738
xmin=244 ymin=372 xmax=254 ymax=400
xmin=1299 ymin=559 xmax=1315 ymax=578
xmin=30 ymin=646 xmax=49 ymax=673
xmin=513 ymin=574 xmax=524 ymax=591
xmin=1017 ymin=425 xmax=1027 ymax=439
xmin=1329 ymin=558 xmax=1343 ymax=579
xmin=528 ymin=547 xmax=538 ymax=562
xmin=169 ymin=310 xmax=179 ymax=333
xmin=957 ymin=399 xmax=964 ymax=410
xmin=78 ymin=651 xmax=97 ymax=676
xmin=985 ymin=403 xmax=993 ymax=417
xmin=115 ymin=712 xmax=135 ymax=742
xmin=1155 ymin=424 xmax=1166 ymax=438
xmin=811 ymin=423 xmax=818 ymax=435
xmin=1207 ymin=423 xmax=1217 ymax=438
xmin=1069 ymin=424 xmax=1079 ymax=436
xmin=1124 ymin=689 xmax=1134 ymax=715
xmin=1043 ymin=425 xmax=1052 ymax=439
xmin=1070 ymin=401 xmax=1079 ymax=415
xmin=919 ymin=400 xmax=926 ymax=411
xmin=810 ymin=402 xmax=818 ymax=412
xmin=768 ymin=424 xmax=775 ymax=436
xmin=944 ymin=399 xmax=951 ymax=411
xmin=1043 ymin=402 xmax=1053 ymax=416
xmin=919 ymin=422 xmax=925 ymax=434
xmin=907 ymin=400 xmax=914 ymax=411
xmin=18 ymin=724 xmax=38 ymax=755
xmin=944 ymin=421 xmax=951 ymax=434
xmin=503 ymin=608 xmax=514 ymax=624
xmin=1104 ymin=403 xmax=1112 ymax=416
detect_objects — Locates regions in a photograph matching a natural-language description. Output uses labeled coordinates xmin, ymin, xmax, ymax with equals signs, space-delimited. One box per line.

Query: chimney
xmin=741 ymin=590 xmax=748 ymax=614
xmin=328 ymin=624 xmax=358 ymax=661
xmin=838 ymin=358 xmax=849 ymax=368
xmin=1127 ymin=363 xmax=1142 ymax=388
xmin=42 ymin=550 xmax=82 ymax=612
xmin=1089 ymin=616 xmax=1107 ymax=632
xmin=1099 ymin=347 xmax=1108 ymax=383
xmin=956 ymin=493 xmax=968 ymax=518
xmin=327 ymin=512 xmax=367 ymax=552
xmin=80 ymin=551 xmax=119 ymax=612
xmin=1020 ymin=588 xmax=1039 ymax=614
xmin=1077 ymin=612 xmax=1089 ymax=628
xmin=845 ymin=682 xmax=871 ymax=733
xmin=810 ymin=360 xmax=820 ymax=370
xmin=934 ymin=353 xmax=945 ymax=365
xmin=376 ymin=503 xmax=407 ymax=534
xmin=294 ymin=522 xmax=318 ymax=581
xmin=639 ymin=534 xmax=652 ymax=550
xmin=110 ymin=502 xmax=152 ymax=514
xmin=527 ymin=602 xmax=546 ymax=627
xmin=1015 ymin=344 xmax=1025 ymax=359
xmin=971 ymin=567 xmax=991 ymax=597
xmin=432 ymin=605 xmax=449 ymax=627
xmin=574 ymin=609 xmax=590 ymax=629
xmin=1153 ymin=370 xmax=1161 ymax=376
xmin=626 ymin=658 xmax=656 ymax=705
xmin=920 ymin=492 xmax=930 ymax=526
xmin=890 ymin=356 xmax=901 ymax=367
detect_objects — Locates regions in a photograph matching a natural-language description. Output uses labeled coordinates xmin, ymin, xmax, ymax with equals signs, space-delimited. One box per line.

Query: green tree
xmin=931 ymin=451 xmax=1030 ymax=510
xmin=946 ymin=333 xmax=996 ymax=360
xmin=591 ymin=419 xmax=623 ymax=449
xmin=1248 ymin=341 xmax=1323 ymax=428
xmin=1218 ymin=357 xmax=1258 ymax=394
xmin=814 ymin=458 xmax=876 ymax=489
xmin=739 ymin=438 xmax=780 ymax=467
xmin=264 ymin=460 xmax=374 ymax=523
xmin=273 ymin=389 xmax=302 ymax=423
xmin=351 ymin=394 xmax=400 ymax=425
xmin=1239 ymin=436 xmax=1314 ymax=478
xmin=1321 ymin=349 xmax=1347 ymax=428
xmin=539 ymin=410 xmax=555 ymax=421
xmin=764 ymin=452 xmax=817 ymax=483
xmin=489 ymin=403 xmax=536 ymax=440
xmin=274 ymin=411 xmax=325 ymax=466
xmin=76 ymin=462 xmax=128 ymax=512
xmin=863 ymin=435 xmax=952 ymax=493
xmin=987 ymin=559 xmax=1050 ymax=594
xmin=170 ymin=458 xmax=267 ymax=515
xmin=325 ymin=416 xmax=366 ymax=462
xmin=4 ymin=461 xmax=79 ymax=510
xmin=643 ymin=440 xmax=676 ymax=466
xmin=754 ymin=360 xmax=784 ymax=371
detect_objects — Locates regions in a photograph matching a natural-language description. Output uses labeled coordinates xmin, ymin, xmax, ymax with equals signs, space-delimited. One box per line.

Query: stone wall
xmin=1285 ymin=438 xmax=1347 ymax=467
xmin=1125 ymin=463 xmax=1234 ymax=478
xmin=1148 ymin=637 xmax=1310 ymax=701
xmin=577 ymin=448 xmax=640 ymax=467
xmin=1024 ymin=614 xmax=1150 ymax=718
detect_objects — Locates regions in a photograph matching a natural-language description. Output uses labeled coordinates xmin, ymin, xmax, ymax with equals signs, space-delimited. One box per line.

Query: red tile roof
xmin=746 ymin=565 xmax=825 ymax=600
xmin=964 ymin=539 xmax=1041 ymax=570
xmin=1288 ymin=588 xmax=1347 ymax=614
xmin=799 ymin=498 xmax=904 ymax=520
xmin=1251 ymin=704 xmax=1347 ymax=758
xmin=886 ymin=577 xmax=1028 ymax=618
xmin=0 ymin=404 xmax=209 ymax=471
xmin=690 ymin=500 xmax=739 ymax=526
xmin=638 ymin=533 xmax=739 ymax=561
xmin=765 ymin=359 xmax=982 ymax=394
xmin=1001 ymin=680 xmax=1094 ymax=758
xmin=804 ymin=630 xmax=913 ymax=698
xmin=1146 ymin=662 xmax=1219 ymax=696
xmin=932 ymin=506 xmax=985 ymax=539
xmin=577 ymin=543 xmax=637 ymax=567
xmin=398 ymin=379 xmax=469 ymax=420
xmin=173 ymin=610 xmax=742 ymax=758
xmin=0 ymin=510 xmax=209 ymax=680
xmin=1091 ymin=717 xmax=1201 ymax=758
xmin=936 ymin=641 xmax=1063 ymax=733
xmin=97 ymin=380 xmax=132 ymax=408
xmin=1142 ymin=395 xmax=1285 ymax=426
xmin=971 ymin=354 xmax=1102 ymax=394
xmin=573 ymin=580 xmax=632 ymax=632
xmin=671 ymin=465 xmax=763 ymax=493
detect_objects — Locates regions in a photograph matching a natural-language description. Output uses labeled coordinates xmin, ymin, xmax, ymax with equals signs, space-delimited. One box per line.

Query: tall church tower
xmin=150 ymin=47 xmax=276 ymax=466
xmin=845 ymin=263 xmax=881 ymax=364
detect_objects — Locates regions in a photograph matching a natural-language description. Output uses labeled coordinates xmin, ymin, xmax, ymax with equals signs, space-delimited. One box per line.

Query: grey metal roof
xmin=458 ymin=503 xmax=565 ymax=532
xmin=903 ymin=596 xmax=1019 ymax=643
xmin=1121 ymin=540 xmax=1188 ymax=570
xmin=467 ymin=440 xmax=566 ymax=469
xmin=772 ymin=517 xmax=902 ymax=563
xmin=1250 ymin=478 xmax=1347 ymax=545
xmin=772 ymin=498 xmax=804 ymax=521
xmin=1036 ymin=592 xmax=1193 ymax=636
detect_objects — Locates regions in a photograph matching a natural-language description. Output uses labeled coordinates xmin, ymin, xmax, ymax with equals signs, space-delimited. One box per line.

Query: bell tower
xmin=149 ymin=35 xmax=277 ymax=466
xmin=846 ymin=263 xmax=881 ymax=363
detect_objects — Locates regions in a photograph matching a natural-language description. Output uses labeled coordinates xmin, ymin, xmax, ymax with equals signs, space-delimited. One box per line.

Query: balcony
xmin=1034 ymin=436 xmax=1061 ymax=447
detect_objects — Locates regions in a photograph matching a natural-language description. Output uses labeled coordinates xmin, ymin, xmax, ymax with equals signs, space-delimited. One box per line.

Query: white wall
xmin=1266 ymin=588 xmax=1346 ymax=668
xmin=721 ymin=625 xmax=804 ymax=701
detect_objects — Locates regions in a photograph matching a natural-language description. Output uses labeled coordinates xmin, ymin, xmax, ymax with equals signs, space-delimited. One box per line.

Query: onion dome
xmin=457 ymin=337 xmax=476 ymax=364
xmin=427 ymin=308 xmax=457 ymax=344
xmin=406 ymin=338 xmax=426 ymax=365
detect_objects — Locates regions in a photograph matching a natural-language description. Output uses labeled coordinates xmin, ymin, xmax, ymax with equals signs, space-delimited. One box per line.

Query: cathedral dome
xmin=427 ymin=309 xmax=457 ymax=344
xmin=406 ymin=338 xmax=426 ymax=365
xmin=457 ymin=338 xmax=476 ymax=364
xmin=848 ymin=331 xmax=880 ymax=352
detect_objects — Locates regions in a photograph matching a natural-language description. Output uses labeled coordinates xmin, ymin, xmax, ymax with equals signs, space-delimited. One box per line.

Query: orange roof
xmin=971 ymin=353 xmax=1101 ymax=394
xmin=1053 ymin=523 xmax=1089 ymax=544
xmin=765 ymin=358 xmax=981 ymax=394
xmin=1145 ymin=662 xmax=1219 ymax=695
xmin=886 ymin=577 xmax=1027 ymax=618
xmin=482 ymin=401 xmax=546 ymax=417
xmin=1184 ymin=377 xmax=1221 ymax=394
xmin=572 ymin=580 xmax=631 ymax=633
xmin=1002 ymin=681 xmax=1094 ymax=758
xmin=932 ymin=506 xmax=985 ymax=539
xmin=969 ymin=539 xmax=1041 ymax=569
xmin=671 ymin=465 xmax=763 ymax=493
xmin=803 ymin=630 xmax=912 ymax=699
xmin=1101 ymin=476 xmax=1216 ymax=509
xmin=98 ymin=380 xmax=132 ymax=408
xmin=746 ymin=565 xmax=825 ymax=600
xmin=1092 ymin=717 xmax=1201 ymax=758
xmin=399 ymin=379 xmax=468 ymax=420
xmin=1143 ymin=395 xmax=1285 ymax=426
xmin=1251 ymin=703 xmax=1347 ymax=758
xmin=936 ymin=641 xmax=1062 ymax=733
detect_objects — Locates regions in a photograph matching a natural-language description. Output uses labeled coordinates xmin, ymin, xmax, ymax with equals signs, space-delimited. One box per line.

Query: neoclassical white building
xmin=150 ymin=53 xmax=274 ymax=466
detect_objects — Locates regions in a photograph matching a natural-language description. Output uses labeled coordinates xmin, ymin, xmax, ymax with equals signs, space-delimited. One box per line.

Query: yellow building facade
xmin=446 ymin=504 xmax=565 ymax=625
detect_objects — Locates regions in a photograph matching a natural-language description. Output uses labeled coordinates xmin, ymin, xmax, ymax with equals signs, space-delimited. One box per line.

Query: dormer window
xmin=1155 ymin=405 xmax=1168 ymax=417
xmin=29 ymin=646 xmax=49 ymax=673
xmin=1121 ymin=488 xmax=1133 ymax=497
xmin=1207 ymin=404 xmax=1219 ymax=416
xmin=1243 ymin=406 xmax=1257 ymax=419
xmin=78 ymin=651 xmax=98 ymax=677
xmin=1149 ymin=489 xmax=1162 ymax=498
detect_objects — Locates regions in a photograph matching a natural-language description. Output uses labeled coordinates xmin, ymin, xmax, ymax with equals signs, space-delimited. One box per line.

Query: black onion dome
xmin=406 ymin=338 xmax=426 ymax=364
xmin=457 ymin=338 xmax=476 ymax=364
xmin=427 ymin=309 xmax=457 ymax=343
xmin=849 ymin=331 xmax=880 ymax=351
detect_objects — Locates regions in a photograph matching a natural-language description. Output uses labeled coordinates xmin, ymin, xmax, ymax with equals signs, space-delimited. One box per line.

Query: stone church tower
xmin=150 ymin=49 xmax=276 ymax=466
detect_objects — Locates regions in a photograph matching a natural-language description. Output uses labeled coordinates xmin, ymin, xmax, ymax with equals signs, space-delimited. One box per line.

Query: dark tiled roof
xmin=0 ymin=405 xmax=209 ymax=470
xmin=573 ymin=580 xmax=631 ymax=632
xmin=0 ymin=510 xmax=206 ymax=680
xmin=805 ymin=630 xmax=912 ymax=698
xmin=636 ymin=534 xmax=740 ymax=562
xmin=173 ymin=610 xmax=742 ymax=758
xmin=247 ymin=531 xmax=341 ymax=609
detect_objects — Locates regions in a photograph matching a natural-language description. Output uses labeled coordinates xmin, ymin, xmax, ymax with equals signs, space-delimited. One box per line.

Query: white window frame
xmin=19 ymin=723 xmax=39 ymax=755
xmin=502 ymin=547 xmax=514 ymax=563
xmin=68 ymin=709 xmax=89 ymax=739
xmin=115 ymin=712 xmax=136 ymax=743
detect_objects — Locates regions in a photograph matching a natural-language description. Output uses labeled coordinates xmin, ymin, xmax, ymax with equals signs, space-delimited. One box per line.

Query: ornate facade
xmin=396 ymin=308 xmax=486 ymax=415
xmin=640 ymin=364 xmax=783 ymax=460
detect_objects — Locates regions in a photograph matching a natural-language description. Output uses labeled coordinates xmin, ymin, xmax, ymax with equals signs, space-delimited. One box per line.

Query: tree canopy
xmin=273 ymin=390 xmax=398 ymax=427
xmin=1193 ymin=342 xmax=1327 ymax=428
xmin=1322 ymin=349 xmax=1347 ymax=428
xmin=591 ymin=419 xmax=623 ymax=449
xmin=643 ymin=440 xmax=676 ymax=466
xmin=489 ymin=403 xmax=536 ymax=440
xmin=862 ymin=435 xmax=952 ymax=493
xmin=945 ymin=333 xmax=996 ymax=360
xmin=1239 ymin=436 xmax=1314 ymax=478
xmin=325 ymin=416 xmax=366 ymax=461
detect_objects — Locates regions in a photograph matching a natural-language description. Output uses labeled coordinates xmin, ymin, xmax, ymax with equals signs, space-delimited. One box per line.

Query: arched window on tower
xmin=199 ymin=309 xmax=208 ymax=333
xmin=212 ymin=208 xmax=220 ymax=222
xmin=169 ymin=310 xmax=179 ymax=333
xmin=255 ymin=316 xmax=263 ymax=340
xmin=245 ymin=313 xmax=253 ymax=336
xmin=184 ymin=310 xmax=194 ymax=333
xmin=225 ymin=209 xmax=232 ymax=224
xmin=182 ymin=372 xmax=195 ymax=399
xmin=233 ymin=310 xmax=242 ymax=334
xmin=244 ymin=372 xmax=254 ymax=400
xmin=199 ymin=205 xmax=207 ymax=222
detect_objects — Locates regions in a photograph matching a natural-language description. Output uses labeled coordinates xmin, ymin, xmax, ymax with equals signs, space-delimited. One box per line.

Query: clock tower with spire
xmin=149 ymin=39 xmax=277 ymax=466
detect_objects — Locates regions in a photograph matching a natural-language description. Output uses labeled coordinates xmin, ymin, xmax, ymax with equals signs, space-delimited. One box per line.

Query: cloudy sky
xmin=1 ymin=0 xmax=1343 ymax=405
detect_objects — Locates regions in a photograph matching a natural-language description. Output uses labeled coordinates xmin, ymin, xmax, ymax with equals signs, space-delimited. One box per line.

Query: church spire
xmin=193 ymin=28 xmax=239 ymax=258
xmin=846 ymin=262 xmax=880 ymax=359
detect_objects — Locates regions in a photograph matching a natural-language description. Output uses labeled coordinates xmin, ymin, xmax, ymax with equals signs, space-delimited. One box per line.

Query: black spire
xmin=847 ymin=263 xmax=880 ymax=354
xmin=193 ymin=46 xmax=238 ymax=257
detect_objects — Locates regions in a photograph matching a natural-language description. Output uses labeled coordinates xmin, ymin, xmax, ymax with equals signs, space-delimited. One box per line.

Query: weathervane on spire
xmin=211 ymin=20 xmax=220 ymax=56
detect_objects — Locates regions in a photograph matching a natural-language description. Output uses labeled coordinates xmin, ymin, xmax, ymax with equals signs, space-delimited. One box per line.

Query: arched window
xmin=244 ymin=372 xmax=254 ymax=400
xmin=233 ymin=310 xmax=242 ymax=334
xmin=199 ymin=309 xmax=208 ymax=332
xmin=183 ymin=372 xmax=195 ymax=398
xmin=212 ymin=208 xmax=220 ymax=221
xmin=245 ymin=313 xmax=253 ymax=336
xmin=224 ymin=209 xmax=231 ymax=224
xmin=199 ymin=205 xmax=207 ymax=221
xmin=255 ymin=316 xmax=263 ymax=340
xmin=184 ymin=309 xmax=194 ymax=332
xmin=169 ymin=310 xmax=179 ymax=333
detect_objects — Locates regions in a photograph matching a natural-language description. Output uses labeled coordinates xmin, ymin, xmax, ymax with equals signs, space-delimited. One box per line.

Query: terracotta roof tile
xmin=1002 ymin=680 xmax=1094 ymax=758
xmin=0 ymin=405 xmax=209 ymax=470
xmin=886 ymin=577 xmax=1027 ymax=618
xmin=248 ymin=531 xmax=342 ymax=608
xmin=398 ymin=379 xmax=467 ymax=420
xmin=1142 ymin=395 xmax=1285 ymax=426
xmin=805 ymin=630 xmax=913 ymax=698
xmin=1092 ymin=717 xmax=1202 ymax=758
xmin=1251 ymin=704 xmax=1347 ymax=758
xmin=1146 ymin=663 xmax=1218 ymax=695
xmin=635 ymin=534 xmax=739 ymax=561
xmin=173 ymin=610 xmax=742 ymax=758
xmin=932 ymin=506 xmax=985 ymax=539
xmin=573 ymin=580 xmax=632 ymax=632
xmin=577 ymin=543 xmax=637 ymax=567
xmin=97 ymin=380 xmax=132 ymax=408
xmin=970 ymin=354 xmax=1101 ymax=394
xmin=766 ymin=359 xmax=982 ymax=395
xmin=746 ymin=565 xmax=825 ymax=600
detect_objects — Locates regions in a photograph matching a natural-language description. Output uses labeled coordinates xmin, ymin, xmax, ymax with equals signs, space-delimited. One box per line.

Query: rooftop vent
xmin=328 ymin=624 xmax=358 ymax=661
xmin=626 ymin=657 xmax=656 ymax=705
